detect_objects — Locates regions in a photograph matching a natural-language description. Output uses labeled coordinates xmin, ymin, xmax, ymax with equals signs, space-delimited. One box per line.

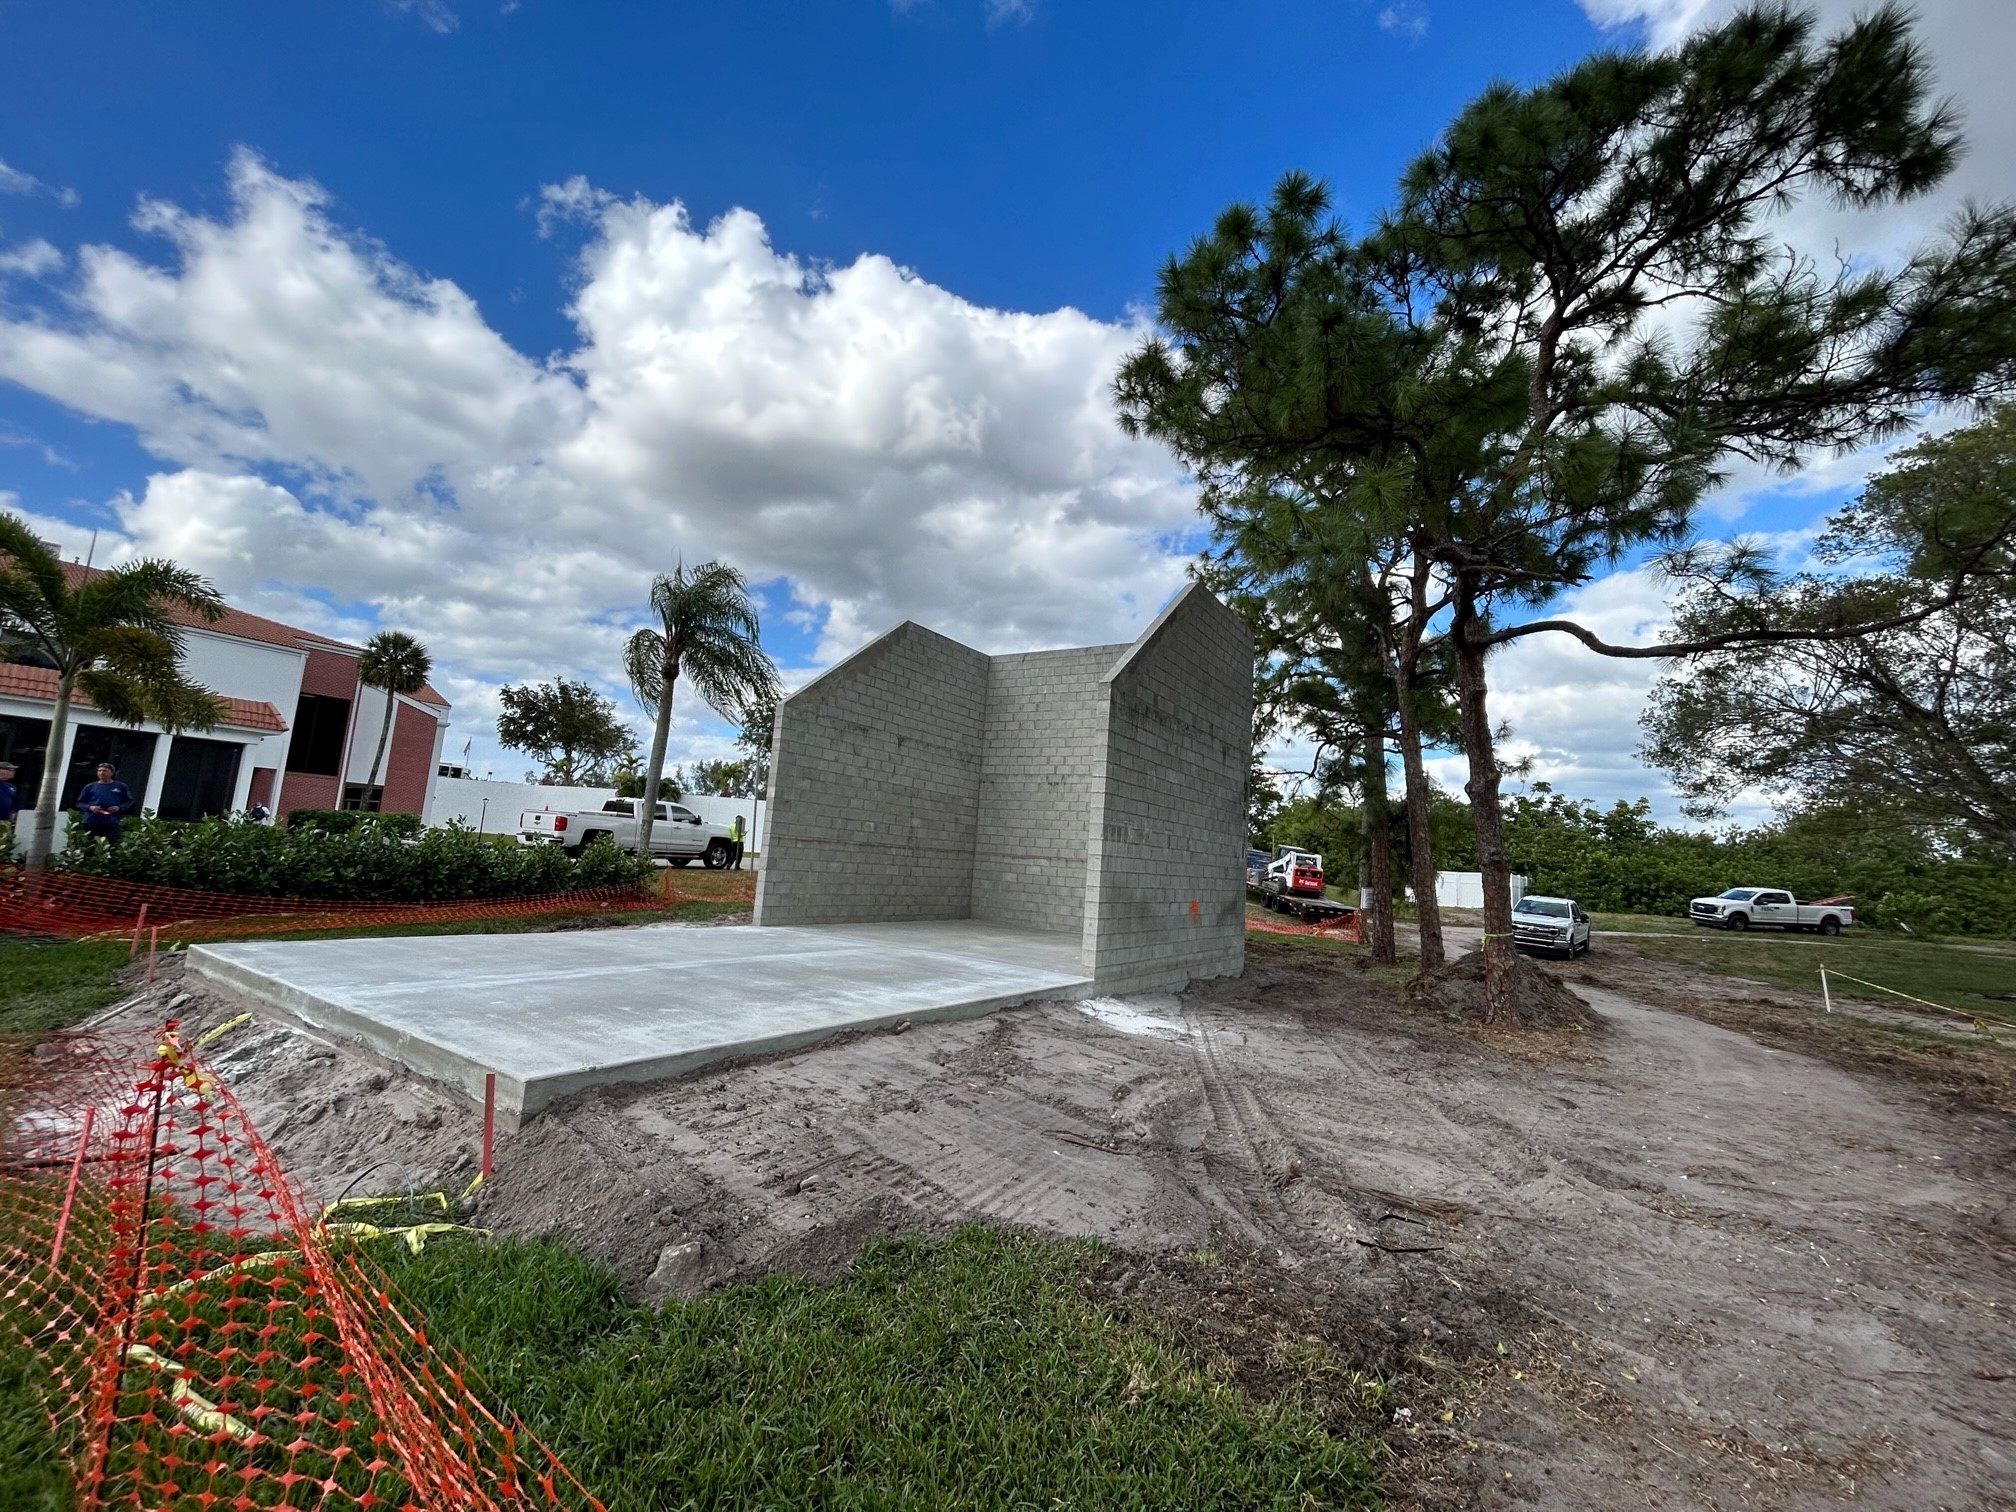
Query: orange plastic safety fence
xmin=0 ymin=868 xmax=669 ymax=943
xmin=1246 ymin=911 xmax=1366 ymax=942
xmin=1 ymin=1028 xmax=603 ymax=1510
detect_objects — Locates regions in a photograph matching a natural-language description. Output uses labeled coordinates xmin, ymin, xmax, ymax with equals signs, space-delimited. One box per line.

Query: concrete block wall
xmin=1082 ymin=584 xmax=1254 ymax=994
xmin=753 ymin=623 xmax=991 ymax=926
xmin=971 ymin=645 xmax=1126 ymax=933
xmin=757 ymin=585 xmax=1252 ymax=997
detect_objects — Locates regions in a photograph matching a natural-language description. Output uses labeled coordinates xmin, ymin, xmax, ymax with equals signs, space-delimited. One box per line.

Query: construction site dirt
xmin=98 ymin=929 xmax=2016 ymax=1512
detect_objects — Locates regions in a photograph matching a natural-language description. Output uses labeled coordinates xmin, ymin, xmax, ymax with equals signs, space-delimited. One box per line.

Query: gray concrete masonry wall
xmin=971 ymin=645 xmax=1126 ymax=934
xmin=758 ymin=585 xmax=1252 ymax=995
xmin=1082 ymin=585 xmax=1253 ymax=994
xmin=753 ymin=623 xmax=990 ymax=926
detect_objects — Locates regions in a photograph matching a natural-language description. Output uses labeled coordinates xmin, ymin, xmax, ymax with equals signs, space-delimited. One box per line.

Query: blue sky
xmin=0 ymin=0 xmax=2006 ymax=806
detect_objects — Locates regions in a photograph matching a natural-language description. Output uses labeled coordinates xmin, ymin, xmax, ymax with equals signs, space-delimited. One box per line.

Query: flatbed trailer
xmin=1271 ymin=892 xmax=1355 ymax=924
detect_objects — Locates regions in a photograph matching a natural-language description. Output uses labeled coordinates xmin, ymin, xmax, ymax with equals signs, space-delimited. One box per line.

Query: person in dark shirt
xmin=0 ymin=761 xmax=17 ymax=826
xmin=75 ymin=763 xmax=136 ymax=845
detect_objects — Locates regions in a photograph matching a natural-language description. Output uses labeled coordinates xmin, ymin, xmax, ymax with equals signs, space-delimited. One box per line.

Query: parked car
xmin=1688 ymin=887 xmax=1854 ymax=935
xmin=518 ymin=798 xmax=736 ymax=867
xmin=1512 ymin=895 xmax=1591 ymax=958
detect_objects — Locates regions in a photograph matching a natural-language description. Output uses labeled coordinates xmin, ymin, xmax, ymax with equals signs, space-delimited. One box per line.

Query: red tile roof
xmin=53 ymin=562 xmax=451 ymax=710
xmin=0 ymin=662 xmax=289 ymax=733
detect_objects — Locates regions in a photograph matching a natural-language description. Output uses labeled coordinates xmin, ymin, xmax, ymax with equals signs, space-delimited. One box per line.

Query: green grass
xmin=1608 ymin=924 xmax=2016 ymax=1023
xmin=2 ymin=1225 xmax=1383 ymax=1510
xmin=376 ymin=1228 xmax=1381 ymax=1510
xmin=0 ymin=935 xmax=130 ymax=1038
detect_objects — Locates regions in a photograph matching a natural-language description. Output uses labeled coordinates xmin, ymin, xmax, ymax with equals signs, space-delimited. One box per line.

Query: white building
xmin=0 ymin=567 xmax=451 ymax=842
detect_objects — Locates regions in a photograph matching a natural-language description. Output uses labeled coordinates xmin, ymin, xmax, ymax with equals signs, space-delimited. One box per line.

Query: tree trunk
xmin=1452 ymin=579 xmax=1516 ymax=1021
xmin=636 ymin=658 xmax=678 ymax=859
xmin=1393 ymin=681 xmax=1444 ymax=970
xmin=364 ymin=690 xmax=396 ymax=806
xmin=24 ymin=676 xmax=74 ymax=871
xmin=1362 ymin=723 xmax=1396 ymax=965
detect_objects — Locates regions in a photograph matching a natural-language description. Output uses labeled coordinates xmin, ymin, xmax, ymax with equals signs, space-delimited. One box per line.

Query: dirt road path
xmin=146 ymin=934 xmax=2016 ymax=1509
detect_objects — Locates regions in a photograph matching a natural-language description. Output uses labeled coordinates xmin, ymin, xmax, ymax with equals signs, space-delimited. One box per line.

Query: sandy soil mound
xmin=1407 ymin=949 xmax=1603 ymax=1030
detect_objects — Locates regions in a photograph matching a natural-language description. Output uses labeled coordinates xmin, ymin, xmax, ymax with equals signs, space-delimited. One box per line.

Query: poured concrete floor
xmin=188 ymin=921 xmax=1091 ymax=1120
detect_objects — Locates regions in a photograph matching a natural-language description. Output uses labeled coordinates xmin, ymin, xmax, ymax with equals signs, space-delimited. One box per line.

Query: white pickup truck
xmin=1688 ymin=887 xmax=1854 ymax=936
xmin=518 ymin=798 xmax=737 ymax=868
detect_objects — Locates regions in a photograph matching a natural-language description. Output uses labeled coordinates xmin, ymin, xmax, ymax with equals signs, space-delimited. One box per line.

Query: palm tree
xmin=0 ymin=513 xmax=227 ymax=868
xmin=357 ymin=630 xmax=433 ymax=810
xmin=623 ymin=562 xmax=779 ymax=858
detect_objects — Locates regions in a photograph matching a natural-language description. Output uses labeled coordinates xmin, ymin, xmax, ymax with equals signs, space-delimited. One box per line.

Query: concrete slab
xmin=187 ymin=921 xmax=1091 ymax=1121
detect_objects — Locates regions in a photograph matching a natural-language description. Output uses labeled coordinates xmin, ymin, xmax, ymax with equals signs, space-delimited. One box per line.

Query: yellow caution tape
xmin=192 ymin=1013 xmax=251 ymax=1050
xmin=137 ymin=1250 xmax=292 ymax=1308
xmin=124 ymin=1344 xmax=257 ymax=1443
xmin=320 ymin=1190 xmax=450 ymax=1221
xmin=1825 ymin=971 xmax=2006 ymax=1041
xmin=321 ymin=1220 xmax=487 ymax=1255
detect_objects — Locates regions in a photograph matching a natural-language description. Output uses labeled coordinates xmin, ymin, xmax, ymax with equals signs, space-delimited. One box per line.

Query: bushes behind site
xmin=281 ymin=807 xmax=424 ymax=838
xmin=52 ymin=813 xmax=653 ymax=901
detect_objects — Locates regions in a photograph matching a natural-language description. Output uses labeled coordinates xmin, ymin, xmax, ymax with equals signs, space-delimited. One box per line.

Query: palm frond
xmin=71 ymin=668 xmax=154 ymax=726
xmin=0 ymin=512 xmax=70 ymax=617
xmin=624 ymin=627 xmax=667 ymax=708
xmin=357 ymin=629 xmax=434 ymax=695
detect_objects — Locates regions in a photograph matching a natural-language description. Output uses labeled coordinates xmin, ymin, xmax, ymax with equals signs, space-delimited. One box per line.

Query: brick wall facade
xmin=378 ymin=700 xmax=439 ymax=816
xmin=753 ymin=624 xmax=990 ymax=926
xmin=757 ymin=586 xmax=1251 ymax=995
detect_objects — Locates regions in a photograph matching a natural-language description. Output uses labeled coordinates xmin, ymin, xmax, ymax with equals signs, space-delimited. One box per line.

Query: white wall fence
xmin=426 ymin=775 xmax=767 ymax=848
xmin=1402 ymin=871 xmax=1529 ymax=909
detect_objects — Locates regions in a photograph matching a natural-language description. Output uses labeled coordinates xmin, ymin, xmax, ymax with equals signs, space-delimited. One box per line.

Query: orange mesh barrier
xmin=1 ymin=1026 xmax=604 ymax=1510
xmin=1247 ymin=910 xmax=1366 ymax=942
xmin=0 ymin=868 xmax=746 ymax=942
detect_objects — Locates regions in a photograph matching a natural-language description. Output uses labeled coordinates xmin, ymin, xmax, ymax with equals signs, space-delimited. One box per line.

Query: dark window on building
xmin=286 ymin=693 xmax=351 ymax=775
xmin=0 ymin=714 xmax=52 ymax=807
xmin=62 ymin=725 xmax=158 ymax=811
xmin=158 ymin=737 xmax=243 ymax=821
xmin=341 ymin=782 xmax=384 ymax=812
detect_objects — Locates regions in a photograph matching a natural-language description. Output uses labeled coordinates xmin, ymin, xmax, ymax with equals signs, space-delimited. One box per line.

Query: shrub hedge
xmin=282 ymin=807 xmax=424 ymax=837
xmin=53 ymin=814 xmax=653 ymax=902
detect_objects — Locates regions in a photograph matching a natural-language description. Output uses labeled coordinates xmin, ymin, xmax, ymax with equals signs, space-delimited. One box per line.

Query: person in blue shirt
xmin=0 ymin=761 xmax=17 ymax=827
xmin=75 ymin=763 xmax=136 ymax=845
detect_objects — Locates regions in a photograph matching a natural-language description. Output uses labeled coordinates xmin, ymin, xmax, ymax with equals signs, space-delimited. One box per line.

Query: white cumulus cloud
xmin=0 ymin=153 xmax=1196 ymax=775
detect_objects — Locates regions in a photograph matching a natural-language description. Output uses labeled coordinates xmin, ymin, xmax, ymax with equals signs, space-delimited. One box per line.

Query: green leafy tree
xmin=497 ymin=677 xmax=637 ymax=786
xmin=689 ymin=758 xmax=761 ymax=797
xmin=623 ymin=563 xmax=779 ymax=857
xmin=736 ymin=687 xmax=779 ymax=800
xmin=1121 ymin=4 xmax=2016 ymax=1019
xmin=357 ymin=630 xmax=433 ymax=808
xmin=1644 ymin=409 xmax=2016 ymax=857
xmin=0 ymin=514 xmax=227 ymax=868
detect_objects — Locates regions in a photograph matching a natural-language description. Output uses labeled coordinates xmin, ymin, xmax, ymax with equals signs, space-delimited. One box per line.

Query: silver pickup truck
xmin=518 ymin=798 xmax=736 ymax=867
xmin=1688 ymin=887 xmax=1854 ymax=935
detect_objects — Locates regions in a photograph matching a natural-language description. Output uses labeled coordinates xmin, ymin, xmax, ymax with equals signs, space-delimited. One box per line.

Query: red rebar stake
xmin=661 ymin=867 xmax=672 ymax=903
xmin=130 ymin=903 xmax=149 ymax=958
xmin=481 ymin=1072 xmax=496 ymax=1179
xmin=48 ymin=1105 xmax=95 ymax=1269
xmin=146 ymin=924 xmax=159 ymax=983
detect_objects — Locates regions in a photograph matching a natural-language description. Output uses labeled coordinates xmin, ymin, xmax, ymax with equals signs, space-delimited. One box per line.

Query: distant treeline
xmin=1259 ymin=789 xmax=2016 ymax=939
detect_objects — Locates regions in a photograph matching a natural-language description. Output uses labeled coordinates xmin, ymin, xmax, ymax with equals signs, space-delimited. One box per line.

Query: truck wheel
xmin=1727 ymin=913 xmax=1749 ymax=932
xmin=703 ymin=839 xmax=732 ymax=869
xmin=1819 ymin=915 xmax=1841 ymax=937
